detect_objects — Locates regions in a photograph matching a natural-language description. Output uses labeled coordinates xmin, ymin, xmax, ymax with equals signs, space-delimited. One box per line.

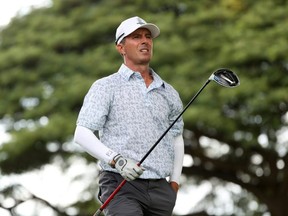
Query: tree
xmin=0 ymin=0 xmax=287 ymax=215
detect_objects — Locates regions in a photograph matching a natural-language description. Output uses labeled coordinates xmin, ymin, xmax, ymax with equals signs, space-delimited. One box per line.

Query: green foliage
xmin=1 ymin=0 xmax=288 ymax=215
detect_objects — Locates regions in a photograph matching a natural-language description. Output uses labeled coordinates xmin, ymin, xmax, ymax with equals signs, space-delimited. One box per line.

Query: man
xmin=74 ymin=16 xmax=184 ymax=216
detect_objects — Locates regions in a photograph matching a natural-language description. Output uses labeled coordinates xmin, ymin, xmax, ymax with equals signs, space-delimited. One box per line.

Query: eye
xmin=132 ymin=34 xmax=141 ymax=39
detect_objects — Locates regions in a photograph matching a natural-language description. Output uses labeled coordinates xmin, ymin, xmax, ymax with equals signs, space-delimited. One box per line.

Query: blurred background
xmin=0 ymin=0 xmax=287 ymax=215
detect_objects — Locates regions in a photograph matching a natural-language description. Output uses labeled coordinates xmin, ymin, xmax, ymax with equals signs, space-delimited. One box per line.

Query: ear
xmin=116 ymin=43 xmax=125 ymax=55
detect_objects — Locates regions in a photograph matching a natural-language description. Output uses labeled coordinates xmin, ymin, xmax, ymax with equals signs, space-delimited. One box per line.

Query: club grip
xmin=93 ymin=209 xmax=102 ymax=216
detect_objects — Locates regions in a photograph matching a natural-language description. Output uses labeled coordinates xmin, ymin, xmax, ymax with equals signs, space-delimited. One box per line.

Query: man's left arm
xmin=169 ymin=135 xmax=184 ymax=193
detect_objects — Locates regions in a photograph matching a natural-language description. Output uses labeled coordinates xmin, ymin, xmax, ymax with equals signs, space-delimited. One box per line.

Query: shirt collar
xmin=118 ymin=64 xmax=165 ymax=88
xmin=118 ymin=64 xmax=134 ymax=81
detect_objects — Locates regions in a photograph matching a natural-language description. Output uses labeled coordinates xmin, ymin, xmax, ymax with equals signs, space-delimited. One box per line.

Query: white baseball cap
xmin=115 ymin=16 xmax=160 ymax=45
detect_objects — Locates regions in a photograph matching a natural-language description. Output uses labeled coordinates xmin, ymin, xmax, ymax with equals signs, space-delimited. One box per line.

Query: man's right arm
xmin=74 ymin=125 xmax=118 ymax=164
xmin=73 ymin=125 xmax=144 ymax=181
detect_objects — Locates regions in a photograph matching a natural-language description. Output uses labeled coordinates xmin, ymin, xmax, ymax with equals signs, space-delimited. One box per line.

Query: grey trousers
xmin=98 ymin=171 xmax=177 ymax=216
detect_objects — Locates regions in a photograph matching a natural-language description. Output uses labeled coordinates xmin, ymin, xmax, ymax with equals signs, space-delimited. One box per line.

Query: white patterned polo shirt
xmin=77 ymin=64 xmax=184 ymax=179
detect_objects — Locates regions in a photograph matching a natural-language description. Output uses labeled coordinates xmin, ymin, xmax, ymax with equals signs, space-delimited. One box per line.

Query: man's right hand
xmin=113 ymin=154 xmax=144 ymax=181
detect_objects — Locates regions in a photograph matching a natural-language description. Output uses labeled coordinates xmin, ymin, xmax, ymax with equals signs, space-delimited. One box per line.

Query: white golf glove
xmin=113 ymin=154 xmax=144 ymax=181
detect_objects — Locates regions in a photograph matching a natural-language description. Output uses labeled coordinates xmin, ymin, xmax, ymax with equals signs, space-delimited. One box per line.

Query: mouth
xmin=140 ymin=48 xmax=149 ymax=53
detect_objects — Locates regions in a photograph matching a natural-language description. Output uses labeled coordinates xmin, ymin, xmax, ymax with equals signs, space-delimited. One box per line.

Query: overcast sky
xmin=0 ymin=0 xmax=51 ymax=27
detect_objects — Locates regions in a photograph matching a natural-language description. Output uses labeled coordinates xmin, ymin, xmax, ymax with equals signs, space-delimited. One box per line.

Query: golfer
xmin=74 ymin=16 xmax=184 ymax=216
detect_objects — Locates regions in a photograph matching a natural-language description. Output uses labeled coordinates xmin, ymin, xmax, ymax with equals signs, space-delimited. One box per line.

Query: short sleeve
xmin=76 ymin=80 xmax=112 ymax=131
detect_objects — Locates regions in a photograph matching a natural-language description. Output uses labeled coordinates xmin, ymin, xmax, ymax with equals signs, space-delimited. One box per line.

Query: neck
xmin=125 ymin=63 xmax=153 ymax=87
xmin=125 ymin=62 xmax=149 ymax=73
xmin=141 ymin=71 xmax=153 ymax=87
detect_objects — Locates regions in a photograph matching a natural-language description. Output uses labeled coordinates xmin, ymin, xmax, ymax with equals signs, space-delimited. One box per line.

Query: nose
xmin=141 ymin=36 xmax=151 ymax=44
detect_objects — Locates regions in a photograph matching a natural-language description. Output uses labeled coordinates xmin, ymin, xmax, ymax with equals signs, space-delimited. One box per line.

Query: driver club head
xmin=209 ymin=68 xmax=240 ymax=87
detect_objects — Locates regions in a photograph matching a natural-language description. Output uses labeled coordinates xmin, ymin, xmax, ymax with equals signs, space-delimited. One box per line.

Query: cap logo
xmin=136 ymin=18 xmax=145 ymax=25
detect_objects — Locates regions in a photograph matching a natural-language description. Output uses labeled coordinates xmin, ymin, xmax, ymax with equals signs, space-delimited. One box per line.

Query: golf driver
xmin=93 ymin=68 xmax=240 ymax=216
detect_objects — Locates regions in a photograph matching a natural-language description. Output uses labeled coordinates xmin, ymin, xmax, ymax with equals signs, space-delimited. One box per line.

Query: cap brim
xmin=140 ymin=23 xmax=160 ymax=38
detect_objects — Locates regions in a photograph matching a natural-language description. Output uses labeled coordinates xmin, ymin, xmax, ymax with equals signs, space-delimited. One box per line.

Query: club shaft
xmin=93 ymin=79 xmax=211 ymax=215
xmin=140 ymin=80 xmax=211 ymax=164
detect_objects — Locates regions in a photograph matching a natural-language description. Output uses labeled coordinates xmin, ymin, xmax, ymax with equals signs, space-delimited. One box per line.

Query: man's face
xmin=118 ymin=28 xmax=153 ymax=66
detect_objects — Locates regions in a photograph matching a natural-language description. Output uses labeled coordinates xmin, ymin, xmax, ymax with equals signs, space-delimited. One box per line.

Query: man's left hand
xmin=170 ymin=181 xmax=179 ymax=193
